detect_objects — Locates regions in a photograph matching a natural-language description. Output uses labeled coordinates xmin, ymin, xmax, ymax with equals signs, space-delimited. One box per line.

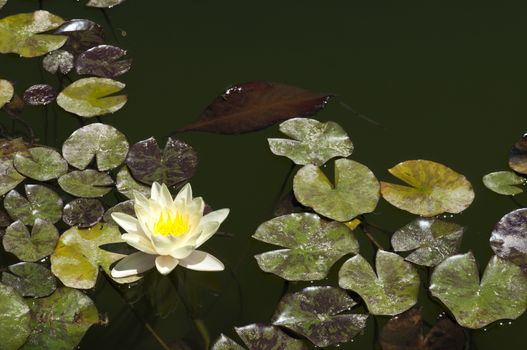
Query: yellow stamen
xmin=153 ymin=210 xmax=189 ymax=236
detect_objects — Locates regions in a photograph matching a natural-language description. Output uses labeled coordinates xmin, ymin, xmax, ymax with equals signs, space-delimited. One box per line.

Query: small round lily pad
xmin=43 ymin=50 xmax=74 ymax=74
xmin=483 ymin=171 xmax=524 ymax=195
xmin=22 ymin=84 xmax=57 ymax=106
xmin=63 ymin=198 xmax=105 ymax=228
xmin=13 ymin=147 xmax=68 ymax=181
xmin=3 ymin=219 xmax=59 ymax=262
xmin=76 ymin=44 xmax=132 ymax=78
xmin=58 ymin=169 xmax=113 ymax=198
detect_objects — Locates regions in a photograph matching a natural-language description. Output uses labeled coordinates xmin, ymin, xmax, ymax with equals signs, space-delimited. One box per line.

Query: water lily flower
xmin=111 ymin=182 xmax=229 ymax=277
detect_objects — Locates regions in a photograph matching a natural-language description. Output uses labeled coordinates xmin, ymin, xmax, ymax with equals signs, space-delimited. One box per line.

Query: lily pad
xmin=126 ymin=137 xmax=198 ymax=186
xmin=380 ymin=160 xmax=475 ymax=217
xmin=43 ymin=50 xmax=74 ymax=74
xmin=4 ymin=185 xmax=63 ymax=225
xmin=53 ymin=19 xmax=104 ymax=54
xmin=3 ymin=219 xmax=59 ymax=262
xmin=1 ymin=93 xmax=24 ymax=116
xmin=391 ymin=218 xmax=464 ymax=267
xmin=338 ymin=250 xmax=420 ymax=316
xmin=268 ymin=118 xmax=353 ymax=166
xmin=62 ymin=198 xmax=104 ymax=228
xmin=1 ymin=262 xmax=57 ymax=297
xmin=509 ymin=134 xmax=527 ymax=175
xmin=0 ymin=0 xmax=7 ymax=10
xmin=58 ymin=169 xmax=113 ymax=198
xmin=236 ymin=324 xmax=308 ymax=350
xmin=86 ymin=0 xmax=127 ymax=8
xmin=0 ymin=10 xmax=67 ymax=57
xmin=271 ymin=286 xmax=368 ymax=347
xmin=0 ymin=158 xmax=25 ymax=196
xmin=483 ymin=170 xmax=524 ymax=195
xmin=0 ymin=283 xmax=31 ymax=350
xmin=429 ymin=252 xmax=527 ymax=329
xmin=293 ymin=159 xmax=380 ymax=221
xmin=490 ymin=208 xmax=527 ymax=272
xmin=116 ymin=166 xmax=150 ymax=199
xmin=76 ymin=45 xmax=132 ymax=78
xmin=212 ymin=334 xmax=245 ymax=350
xmin=0 ymin=207 xmax=11 ymax=227
xmin=22 ymin=287 xmax=99 ymax=350
xmin=62 ymin=123 xmax=129 ymax=171
xmin=57 ymin=77 xmax=127 ymax=117
xmin=253 ymin=213 xmax=359 ymax=281
xmin=103 ymin=200 xmax=134 ymax=225
xmin=23 ymin=84 xmax=57 ymax=106
xmin=51 ymin=223 xmax=141 ymax=289
xmin=13 ymin=147 xmax=68 ymax=181
xmin=0 ymin=79 xmax=14 ymax=109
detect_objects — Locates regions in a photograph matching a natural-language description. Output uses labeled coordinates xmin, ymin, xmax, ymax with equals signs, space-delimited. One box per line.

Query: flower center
xmin=153 ymin=210 xmax=189 ymax=236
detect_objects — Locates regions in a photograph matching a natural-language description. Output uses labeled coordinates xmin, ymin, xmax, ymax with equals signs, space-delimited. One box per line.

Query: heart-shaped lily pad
xmin=271 ymin=286 xmax=368 ymax=347
xmin=115 ymin=166 xmax=150 ymax=199
xmin=43 ymin=50 xmax=74 ymax=74
xmin=483 ymin=171 xmax=524 ymax=195
xmin=490 ymin=208 xmax=527 ymax=272
xmin=76 ymin=44 xmax=132 ymax=78
xmin=0 ymin=283 xmax=31 ymax=350
xmin=338 ymin=250 xmax=420 ymax=316
xmin=62 ymin=198 xmax=104 ymax=228
xmin=212 ymin=324 xmax=308 ymax=350
xmin=509 ymin=134 xmax=527 ymax=175
xmin=430 ymin=252 xmax=527 ymax=329
xmin=3 ymin=219 xmax=59 ymax=262
xmin=57 ymin=77 xmax=127 ymax=117
xmin=103 ymin=200 xmax=134 ymax=225
xmin=4 ymin=185 xmax=63 ymax=225
xmin=0 ymin=79 xmax=14 ymax=109
xmin=51 ymin=223 xmax=141 ymax=289
xmin=62 ymin=123 xmax=129 ymax=171
xmin=391 ymin=218 xmax=464 ymax=267
xmin=268 ymin=118 xmax=353 ymax=166
xmin=126 ymin=137 xmax=198 ymax=186
xmin=58 ymin=169 xmax=113 ymax=198
xmin=13 ymin=147 xmax=68 ymax=181
xmin=0 ymin=158 xmax=25 ymax=196
xmin=22 ymin=84 xmax=57 ymax=106
xmin=293 ymin=159 xmax=380 ymax=221
xmin=1 ymin=262 xmax=57 ymax=297
xmin=380 ymin=160 xmax=475 ymax=217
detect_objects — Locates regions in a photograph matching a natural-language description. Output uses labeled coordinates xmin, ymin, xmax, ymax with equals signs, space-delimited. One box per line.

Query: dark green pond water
xmin=2 ymin=0 xmax=527 ymax=349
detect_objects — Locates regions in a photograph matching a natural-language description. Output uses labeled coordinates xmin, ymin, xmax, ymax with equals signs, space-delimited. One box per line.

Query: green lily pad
xmin=58 ymin=169 xmax=113 ymax=198
xmin=0 ymin=10 xmax=67 ymax=57
xmin=51 ymin=223 xmax=141 ymax=289
xmin=0 ymin=283 xmax=31 ymax=350
xmin=103 ymin=200 xmax=134 ymax=225
xmin=126 ymin=137 xmax=198 ymax=186
xmin=57 ymin=77 xmax=127 ymax=117
xmin=268 ymin=118 xmax=353 ymax=166
xmin=236 ymin=324 xmax=308 ymax=350
xmin=116 ymin=166 xmax=150 ymax=199
xmin=483 ymin=171 xmax=524 ymax=195
xmin=338 ymin=250 xmax=420 ymax=316
xmin=212 ymin=334 xmax=245 ymax=350
xmin=253 ymin=213 xmax=359 ymax=281
xmin=509 ymin=134 xmax=527 ymax=175
xmin=429 ymin=252 xmax=527 ymax=329
xmin=3 ymin=219 xmax=59 ymax=262
xmin=0 ymin=158 xmax=25 ymax=196
xmin=13 ymin=147 xmax=68 ymax=181
xmin=21 ymin=287 xmax=99 ymax=350
xmin=1 ymin=262 xmax=57 ymax=297
xmin=391 ymin=218 xmax=464 ymax=267
xmin=3 ymin=184 xmax=63 ymax=225
xmin=293 ymin=159 xmax=380 ymax=221
xmin=62 ymin=123 xmax=129 ymax=171
xmin=380 ymin=160 xmax=475 ymax=217
xmin=0 ymin=79 xmax=14 ymax=109
xmin=0 ymin=207 xmax=11 ymax=227
xmin=86 ymin=0 xmax=127 ymax=8
xmin=490 ymin=208 xmax=527 ymax=273
xmin=62 ymin=198 xmax=104 ymax=228
xmin=271 ymin=286 xmax=368 ymax=347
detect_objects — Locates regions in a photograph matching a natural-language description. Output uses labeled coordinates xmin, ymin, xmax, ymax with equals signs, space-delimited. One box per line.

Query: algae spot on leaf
xmin=483 ymin=171 xmax=524 ymax=195
xmin=58 ymin=169 xmax=114 ymax=198
xmin=63 ymin=198 xmax=104 ymax=228
xmin=76 ymin=44 xmax=132 ymax=78
xmin=2 ymin=219 xmax=59 ymax=262
xmin=4 ymin=184 xmax=63 ymax=225
xmin=490 ymin=208 xmax=527 ymax=272
xmin=14 ymin=147 xmax=68 ymax=181
xmin=0 ymin=283 xmax=31 ymax=350
xmin=1 ymin=262 xmax=57 ymax=297
xmin=0 ymin=79 xmax=14 ymax=109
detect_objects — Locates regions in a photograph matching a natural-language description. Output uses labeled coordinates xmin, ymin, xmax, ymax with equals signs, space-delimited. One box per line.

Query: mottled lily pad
xmin=53 ymin=19 xmax=104 ymax=54
xmin=268 ymin=118 xmax=353 ymax=166
xmin=483 ymin=171 xmax=524 ymax=195
xmin=0 ymin=10 xmax=67 ymax=57
xmin=236 ymin=324 xmax=308 ymax=350
xmin=58 ymin=169 xmax=113 ymax=198
xmin=14 ymin=147 xmax=68 ymax=181
xmin=62 ymin=198 xmax=104 ymax=228
xmin=380 ymin=160 xmax=475 ymax=217
xmin=271 ymin=286 xmax=368 ymax=347
xmin=23 ymin=84 xmax=57 ymax=106
xmin=338 ymin=250 xmax=420 ymax=316
xmin=116 ymin=166 xmax=150 ymax=199
xmin=391 ymin=218 xmax=464 ymax=267
xmin=76 ymin=45 xmax=132 ymax=78
xmin=0 ymin=158 xmax=25 ymax=196
xmin=4 ymin=185 xmax=63 ymax=225
xmin=293 ymin=159 xmax=380 ymax=221
xmin=62 ymin=123 xmax=129 ymax=171
xmin=22 ymin=287 xmax=99 ymax=350
xmin=509 ymin=134 xmax=527 ymax=175
xmin=51 ymin=223 xmax=141 ymax=289
xmin=1 ymin=262 xmax=57 ymax=297
xmin=212 ymin=334 xmax=245 ymax=350
xmin=0 ymin=79 xmax=14 ymax=109
xmin=490 ymin=208 xmax=527 ymax=272
xmin=86 ymin=0 xmax=127 ymax=8
xmin=0 ymin=283 xmax=31 ymax=350
xmin=43 ymin=50 xmax=74 ymax=74
xmin=3 ymin=219 xmax=59 ymax=262
xmin=57 ymin=77 xmax=127 ymax=117
xmin=430 ymin=252 xmax=527 ymax=329
xmin=126 ymin=137 xmax=198 ymax=186
xmin=103 ymin=200 xmax=134 ymax=225
xmin=253 ymin=213 xmax=359 ymax=281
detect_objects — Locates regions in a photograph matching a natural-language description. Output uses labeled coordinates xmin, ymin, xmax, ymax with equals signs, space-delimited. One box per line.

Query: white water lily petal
xmin=111 ymin=251 xmax=156 ymax=278
xmin=175 ymin=183 xmax=192 ymax=205
xmin=158 ymin=183 xmax=174 ymax=208
xmin=179 ymin=250 xmax=224 ymax=271
xmin=111 ymin=212 xmax=145 ymax=236
xmin=149 ymin=233 xmax=178 ymax=255
xmin=169 ymin=245 xmax=195 ymax=259
xmin=151 ymin=182 xmax=162 ymax=201
xmin=201 ymin=208 xmax=230 ymax=226
xmin=195 ymin=221 xmax=221 ymax=247
xmin=155 ymin=255 xmax=179 ymax=275
xmin=121 ymin=233 xmax=157 ymax=254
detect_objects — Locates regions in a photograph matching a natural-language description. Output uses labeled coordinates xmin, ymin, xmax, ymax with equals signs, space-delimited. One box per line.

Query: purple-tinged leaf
xmin=54 ymin=19 xmax=105 ymax=54
xmin=76 ymin=45 xmax=132 ymax=78
xmin=23 ymin=84 xmax=57 ymax=106
xmin=63 ymin=198 xmax=105 ymax=228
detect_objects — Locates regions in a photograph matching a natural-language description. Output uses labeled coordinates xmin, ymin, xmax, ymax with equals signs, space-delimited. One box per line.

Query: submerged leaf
xmin=235 ymin=324 xmax=308 ymax=350
xmin=268 ymin=118 xmax=353 ymax=166
xmin=0 ymin=283 xmax=31 ymax=350
xmin=57 ymin=77 xmax=127 ymax=117
xmin=253 ymin=213 xmax=359 ymax=281
xmin=23 ymin=84 xmax=57 ymax=106
xmin=509 ymin=134 xmax=527 ymax=175
xmin=429 ymin=252 xmax=527 ymax=329
xmin=76 ymin=44 xmax=132 ymax=78
xmin=1 ymin=93 xmax=24 ymax=116
xmin=490 ymin=208 xmax=527 ymax=272
xmin=380 ymin=160 xmax=475 ymax=217
xmin=116 ymin=166 xmax=150 ymax=199
xmin=53 ymin=19 xmax=104 ymax=54
xmin=293 ymin=159 xmax=380 ymax=221
xmin=338 ymin=250 xmax=420 ymax=316
xmin=0 ymin=137 xmax=30 ymax=159
xmin=4 ymin=185 xmax=63 ymax=225
xmin=0 ymin=79 xmax=14 ymax=109
xmin=272 ymin=286 xmax=368 ymax=347
xmin=58 ymin=169 xmax=113 ymax=198
xmin=483 ymin=170 xmax=524 ymax=195
xmin=178 ymin=81 xmax=332 ymax=134
xmin=62 ymin=198 xmax=104 ymax=228
xmin=2 ymin=219 xmax=59 ymax=262
xmin=1 ymin=262 xmax=57 ymax=297
xmin=14 ymin=147 xmax=68 ymax=181
xmin=43 ymin=50 xmax=74 ymax=74
xmin=86 ymin=0 xmax=127 ymax=8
